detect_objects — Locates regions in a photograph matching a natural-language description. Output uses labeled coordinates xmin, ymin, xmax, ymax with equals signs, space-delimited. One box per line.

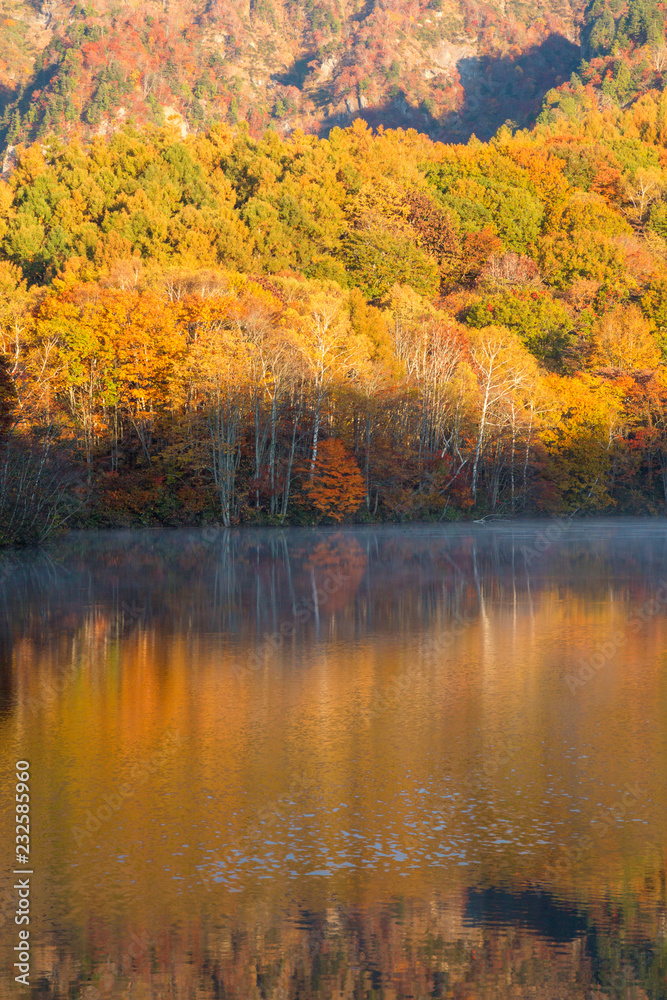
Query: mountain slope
xmin=0 ymin=0 xmax=586 ymax=147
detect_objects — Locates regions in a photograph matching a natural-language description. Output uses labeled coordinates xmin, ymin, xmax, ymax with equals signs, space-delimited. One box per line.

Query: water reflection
xmin=0 ymin=522 xmax=666 ymax=998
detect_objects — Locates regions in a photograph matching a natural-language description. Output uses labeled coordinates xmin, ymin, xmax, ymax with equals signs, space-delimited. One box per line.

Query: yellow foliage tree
xmin=593 ymin=304 xmax=661 ymax=370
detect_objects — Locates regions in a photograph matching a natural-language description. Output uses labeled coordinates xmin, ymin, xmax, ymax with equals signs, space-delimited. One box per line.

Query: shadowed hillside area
xmin=330 ymin=33 xmax=582 ymax=141
xmin=0 ymin=0 xmax=588 ymax=147
xmin=3 ymin=0 xmax=667 ymax=147
xmin=445 ymin=33 xmax=582 ymax=140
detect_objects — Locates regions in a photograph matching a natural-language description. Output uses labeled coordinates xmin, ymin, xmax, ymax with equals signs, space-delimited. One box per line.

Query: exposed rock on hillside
xmin=0 ymin=0 xmax=587 ymax=146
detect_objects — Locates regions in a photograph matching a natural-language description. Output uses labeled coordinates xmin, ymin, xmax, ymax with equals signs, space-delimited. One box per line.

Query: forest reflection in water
xmin=0 ymin=521 xmax=666 ymax=998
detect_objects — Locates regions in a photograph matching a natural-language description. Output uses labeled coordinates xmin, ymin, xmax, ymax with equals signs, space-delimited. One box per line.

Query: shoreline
xmin=4 ymin=511 xmax=667 ymax=554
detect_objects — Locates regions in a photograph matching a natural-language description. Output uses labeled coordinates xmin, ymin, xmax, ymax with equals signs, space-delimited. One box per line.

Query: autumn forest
xmin=8 ymin=18 xmax=667 ymax=537
xmin=4 ymin=2 xmax=667 ymax=993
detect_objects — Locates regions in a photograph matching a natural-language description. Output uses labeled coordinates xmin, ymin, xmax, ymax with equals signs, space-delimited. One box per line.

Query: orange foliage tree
xmin=302 ymin=438 xmax=365 ymax=522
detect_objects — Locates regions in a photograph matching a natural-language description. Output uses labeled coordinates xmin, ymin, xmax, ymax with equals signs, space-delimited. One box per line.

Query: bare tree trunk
xmin=472 ymin=376 xmax=491 ymax=503
xmin=280 ymin=388 xmax=304 ymax=522
xmin=522 ymin=407 xmax=534 ymax=506
xmin=309 ymin=385 xmax=322 ymax=482
xmin=269 ymin=392 xmax=278 ymax=517
xmin=208 ymin=389 xmax=243 ymax=528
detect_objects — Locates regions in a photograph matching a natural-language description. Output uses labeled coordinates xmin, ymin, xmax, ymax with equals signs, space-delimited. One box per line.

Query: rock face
xmin=1 ymin=144 xmax=16 ymax=177
xmin=428 ymin=40 xmax=476 ymax=75
xmin=0 ymin=0 xmax=584 ymax=147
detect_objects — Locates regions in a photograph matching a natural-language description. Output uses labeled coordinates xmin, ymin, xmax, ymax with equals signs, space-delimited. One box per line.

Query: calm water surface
xmin=0 ymin=522 xmax=666 ymax=998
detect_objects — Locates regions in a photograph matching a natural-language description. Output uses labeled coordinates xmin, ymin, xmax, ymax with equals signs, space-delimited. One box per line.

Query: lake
xmin=0 ymin=521 xmax=665 ymax=998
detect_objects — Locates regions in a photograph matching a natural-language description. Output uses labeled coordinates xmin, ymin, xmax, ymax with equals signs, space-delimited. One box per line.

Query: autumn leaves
xmin=0 ymin=266 xmax=566 ymax=528
xmin=5 ymin=108 xmax=667 ymax=528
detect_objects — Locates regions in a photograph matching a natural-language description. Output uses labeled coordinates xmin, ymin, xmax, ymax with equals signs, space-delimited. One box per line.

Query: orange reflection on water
xmin=0 ymin=523 xmax=666 ymax=998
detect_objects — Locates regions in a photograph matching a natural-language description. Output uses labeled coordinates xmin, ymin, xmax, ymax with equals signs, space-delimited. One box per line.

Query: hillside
xmin=0 ymin=0 xmax=589 ymax=148
xmin=5 ymin=3 xmax=667 ymax=537
xmin=4 ymin=94 xmax=667 ymax=536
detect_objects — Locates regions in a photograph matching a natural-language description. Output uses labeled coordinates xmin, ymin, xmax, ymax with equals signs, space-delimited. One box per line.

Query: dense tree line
xmin=5 ymin=104 xmax=667 ymax=539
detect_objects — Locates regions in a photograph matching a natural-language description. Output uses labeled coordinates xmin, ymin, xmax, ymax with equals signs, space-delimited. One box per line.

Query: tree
xmin=626 ymin=169 xmax=664 ymax=225
xmin=343 ymin=215 xmax=439 ymax=299
xmin=541 ymin=373 xmax=624 ymax=511
xmin=302 ymin=438 xmax=365 ymax=521
xmin=465 ymin=291 xmax=574 ymax=370
xmin=0 ymin=353 xmax=17 ymax=437
xmin=587 ymin=6 xmax=616 ymax=56
xmin=389 ymin=284 xmax=469 ymax=502
xmin=467 ymin=326 xmax=539 ymax=504
xmin=593 ymin=304 xmax=661 ymax=369
xmin=291 ymin=286 xmax=367 ymax=481
xmin=183 ymin=292 xmax=248 ymax=527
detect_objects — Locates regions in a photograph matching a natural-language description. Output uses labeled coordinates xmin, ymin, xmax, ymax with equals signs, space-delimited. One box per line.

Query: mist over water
xmin=0 ymin=522 xmax=666 ymax=998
